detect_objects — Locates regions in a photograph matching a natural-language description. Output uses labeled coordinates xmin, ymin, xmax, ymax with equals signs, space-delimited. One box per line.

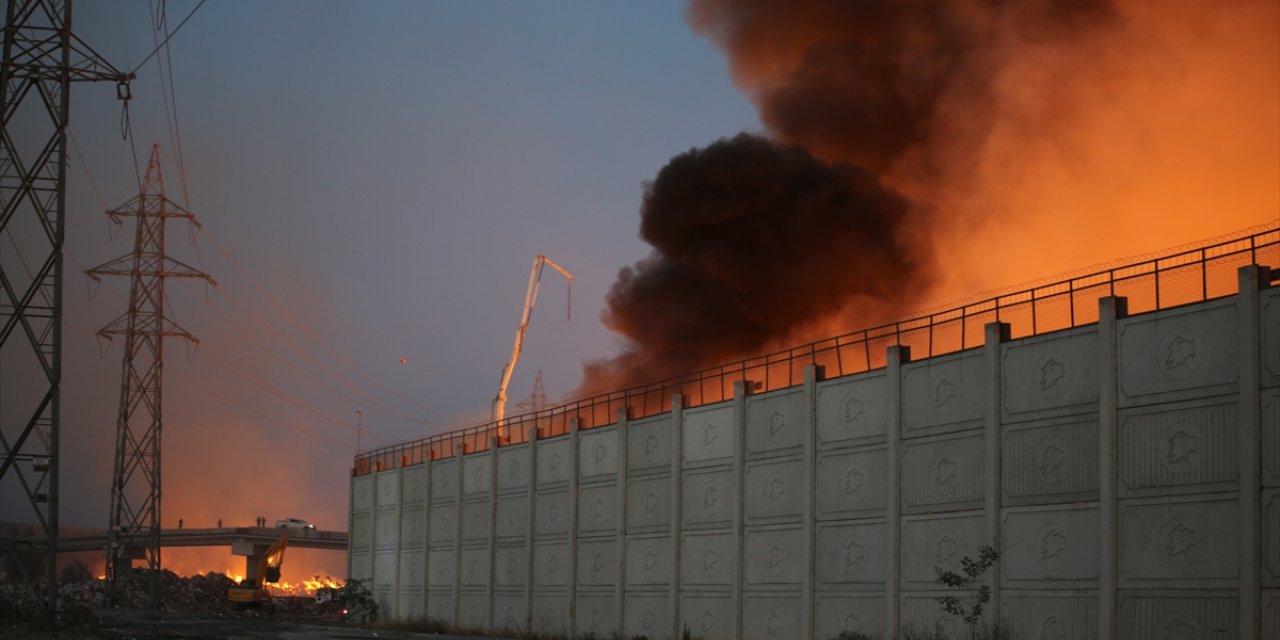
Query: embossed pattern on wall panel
xmin=681 ymin=531 xmax=735 ymax=588
xmin=427 ymin=547 xmax=455 ymax=588
xmin=495 ymin=495 xmax=527 ymax=540
xmin=1001 ymin=505 xmax=1101 ymax=584
xmin=1264 ymin=288 xmax=1280 ymax=386
xmin=459 ymin=545 xmax=489 ymax=587
xmin=1003 ymin=418 xmax=1099 ymax=505
xmin=814 ymin=594 xmax=885 ymax=640
xmin=1263 ymin=490 xmax=1279 ymax=587
xmin=533 ymin=490 xmax=570 ymax=536
xmin=350 ymin=549 xmax=372 ymax=581
xmin=352 ymin=475 xmax=374 ymax=513
xmin=492 ymin=593 xmax=527 ymax=633
xmin=1002 ymin=328 xmax=1099 ymax=419
xmin=680 ymin=592 xmax=735 ymax=640
xmin=531 ymin=595 xmax=569 ymax=636
xmin=399 ymin=550 xmax=424 ymax=587
xmin=741 ymin=594 xmax=801 ymax=640
xmin=428 ymin=504 xmax=454 ymax=543
xmin=623 ymin=594 xmax=669 ymax=639
xmin=351 ymin=516 xmax=372 ymax=550
xmin=626 ymin=475 xmax=670 ymax=532
xmin=397 ymin=590 xmax=423 ymax=619
xmin=627 ymin=414 xmax=673 ymax=473
xmin=744 ymin=526 xmax=805 ymax=586
xmin=745 ymin=389 xmax=806 ymax=456
xmin=900 ymin=512 xmax=985 ymax=586
xmin=578 ymin=482 xmax=617 ymax=534
xmin=1264 ymin=389 xmax=1280 ymax=487
xmin=1118 ymin=400 xmax=1239 ymax=495
xmin=1116 ymin=594 xmax=1237 ymax=640
xmin=495 ymin=444 xmax=529 ymax=492
xmin=375 ymin=511 xmax=399 ymax=550
xmin=533 ymin=541 xmax=570 ymax=588
xmin=1118 ymin=301 xmax=1239 ymax=405
xmin=1266 ymin=592 xmax=1280 ymax=640
xmin=431 ymin=458 xmax=458 ymax=501
xmin=901 ymin=350 xmax=986 ymax=435
xmin=816 ymin=447 xmax=887 ymax=518
xmin=494 ymin=545 xmax=526 ymax=587
xmin=457 ymin=593 xmax=490 ymax=630
xmin=901 ymin=432 xmax=984 ymax=513
xmin=1001 ymin=595 xmax=1098 ymax=640
xmin=815 ymin=521 xmax=887 ymax=585
xmin=377 ymin=470 xmax=399 ymax=507
xmin=682 ymin=467 xmax=735 ymax=527
xmin=577 ymin=539 xmax=619 ymax=586
xmin=1119 ymin=497 xmax=1240 ymax=586
xmin=402 ymin=465 xmax=427 ymax=504
xmin=373 ymin=552 xmax=396 ymax=588
xmin=536 ymin=437 xmax=571 ymax=486
xmin=426 ymin=591 xmax=453 ymax=623
xmin=745 ymin=457 xmax=805 ymax=523
xmin=816 ymin=373 xmax=887 ymax=447
xmin=460 ymin=500 xmax=490 ymax=542
xmin=399 ymin=508 xmax=424 ymax=549
xmin=576 ymin=594 xmax=617 ymax=638
xmin=901 ymin=594 xmax=976 ymax=638
xmin=683 ymin=405 xmax=735 ymax=465
xmin=627 ymin=535 xmax=674 ymax=587
xmin=579 ymin=426 xmax=618 ymax=480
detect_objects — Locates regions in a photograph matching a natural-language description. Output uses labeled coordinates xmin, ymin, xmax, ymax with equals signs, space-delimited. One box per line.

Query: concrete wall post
xmin=568 ymin=418 xmax=581 ymax=632
xmin=984 ymin=322 xmax=1010 ymax=624
xmin=487 ymin=438 xmax=500 ymax=629
xmin=732 ymin=379 xmax=749 ymax=640
xmin=524 ymin=429 xmax=539 ymax=633
xmin=1238 ymin=265 xmax=1268 ymax=639
xmin=421 ymin=456 xmax=433 ymax=620
xmin=886 ymin=345 xmax=909 ymax=640
xmin=393 ymin=464 xmax=405 ymax=614
xmin=802 ymin=364 xmax=821 ymax=640
xmin=452 ymin=449 xmax=464 ymax=624
xmin=670 ymin=393 xmax=685 ymax=640
xmin=1098 ymin=296 xmax=1126 ymax=640
xmin=615 ymin=408 xmax=630 ymax=633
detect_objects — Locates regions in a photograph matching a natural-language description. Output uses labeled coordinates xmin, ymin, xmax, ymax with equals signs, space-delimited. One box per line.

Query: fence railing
xmin=354 ymin=226 xmax=1279 ymax=476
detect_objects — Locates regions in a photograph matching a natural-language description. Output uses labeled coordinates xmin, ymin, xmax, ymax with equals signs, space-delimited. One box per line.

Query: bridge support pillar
xmin=231 ymin=540 xmax=274 ymax=582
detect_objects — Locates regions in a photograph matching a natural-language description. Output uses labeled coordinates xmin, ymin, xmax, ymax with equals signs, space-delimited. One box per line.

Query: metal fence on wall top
xmin=354 ymin=225 xmax=1279 ymax=476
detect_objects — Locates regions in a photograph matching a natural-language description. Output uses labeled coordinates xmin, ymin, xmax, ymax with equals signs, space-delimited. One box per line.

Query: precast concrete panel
xmin=627 ymin=414 xmax=673 ymax=472
xmin=1002 ymin=328 xmax=1099 ymax=418
xmin=495 ymin=495 xmax=528 ymax=539
xmin=815 ymin=594 xmax=885 ymax=640
xmin=626 ymin=475 xmax=671 ymax=531
xmin=679 ymin=592 xmax=735 ymax=640
xmin=533 ymin=541 xmax=570 ymax=587
xmin=460 ymin=545 xmax=489 ymax=587
xmin=579 ymin=427 xmax=618 ymax=479
xmin=577 ymin=539 xmax=619 ymax=586
xmin=536 ymin=437 xmax=571 ymax=486
xmin=534 ymin=490 xmax=570 ymax=536
xmin=1266 ymin=490 xmax=1280 ymax=587
xmin=902 ymin=351 xmax=986 ymax=435
xmin=1263 ymin=389 xmax=1280 ymax=487
xmin=1119 ymin=497 xmax=1239 ymax=585
xmin=745 ymin=457 xmax=805 ymax=522
xmin=1001 ymin=505 xmax=1101 ymax=584
xmin=1266 ymin=592 xmax=1280 ymax=640
xmin=1263 ymin=288 xmax=1280 ymax=386
xmin=531 ymin=595 xmax=569 ymax=636
xmin=1000 ymin=594 xmax=1097 ymax=640
xmin=403 ymin=464 xmax=427 ymax=504
xmin=684 ymin=405 xmax=735 ymax=464
xmin=427 ymin=547 xmax=455 ymax=588
xmin=623 ymin=593 xmax=668 ymax=639
xmin=399 ymin=550 xmax=424 ymax=588
xmin=461 ymin=500 xmax=490 ymax=542
xmin=682 ymin=467 xmax=735 ymax=527
xmin=374 ymin=551 xmax=396 ymax=589
xmin=375 ymin=511 xmax=398 ymax=549
xmin=900 ymin=594 xmax=971 ymax=639
xmin=1003 ymin=418 xmax=1099 ymax=505
xmin=496 ymin=444 xmax=529 ymax=491
xmin=458 ymin=592 xmax=489 ymax=630
xmin=901 ymin=431 xmax=984 ymax=513
xmin=492 ymin=592 xmax=527 ymax=633
xmin=463 ymin=452 xmax=491 ymax=496
xmin=428 ymin=505 xmax=454 ymax=543
xmin=400 ymin=507 xmax=424 ymax=549
xmin=377 ymin=470 xmax=399 ymax=506
xmin=576 ymin=592 xmax=616 ymax=638
xmin=351 ymin=516 xmax=372 ymax=549
xmin=578 ymin=482 xmax=617 ymax=534
xmin=431 ymin=458 xmax=457 ymax=500
xmin=1116 ymin=593 xmax=1237 ymax=639
xmin=900 ymin=511 xmax=985 ymax=586
xmin=426 ymin=590 xmax=453 ymax=623
xmin=1118 ymin=301 xmax=1239 ymax=405
xmin=372 ymin=589 xmax=394 ymax=620
xmin=1118 ymin=399 xmax=1239 ymax=496
xmin=397 ymin=589 xmax=423 ymax=619
xmin=352 ymin=475 xmax=374 ymax=513
xmin=741 ymin=593 xmax=801 ymax=640
xmin=816 ymin=373 xmax=887 ymax=446
xmin=494 ymin=545 xmax=527 ymax=587
xmin=681 ymin=531 xmax=734 ymax=587
xmin=745 ymin=389 xmax=806 ymax=456
xmin=350 ymin=550 xmax=371 ymax=581
xmin=743 ymin=526 xmax=805 ymax=586
xmin=816 ymin=447 xmax=887 ymax=518
xmin=627 ymin=535 xmax=673 ymax=587
xmin=815 ymin=521 xmax=887 ymax=584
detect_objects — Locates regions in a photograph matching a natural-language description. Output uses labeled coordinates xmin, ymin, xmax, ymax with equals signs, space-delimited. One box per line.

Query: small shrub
xmin=934 ymin=544 xmax=1001 ymax=634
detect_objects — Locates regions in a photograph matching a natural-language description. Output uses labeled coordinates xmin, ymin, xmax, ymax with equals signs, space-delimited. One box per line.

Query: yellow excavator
xmin=227 ymin=532 xmax=287 ymax=606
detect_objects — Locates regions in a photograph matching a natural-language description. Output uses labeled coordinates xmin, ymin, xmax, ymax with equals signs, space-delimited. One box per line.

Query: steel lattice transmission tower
xmin=87 ymin=144 xmax=213 ymax=604
xmin=1 ymin=0 xmax=127 ymax=614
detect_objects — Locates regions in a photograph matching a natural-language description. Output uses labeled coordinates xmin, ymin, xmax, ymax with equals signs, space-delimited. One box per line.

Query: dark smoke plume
xmin=583 ymin=0 xmax=1117 ymax=391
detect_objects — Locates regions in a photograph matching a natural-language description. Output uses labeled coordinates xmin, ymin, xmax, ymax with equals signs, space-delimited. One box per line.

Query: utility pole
xmin=0 ymin=0 xmax=130 ymax=616
xmin=86 ymin=144 xmax=214 ymax=606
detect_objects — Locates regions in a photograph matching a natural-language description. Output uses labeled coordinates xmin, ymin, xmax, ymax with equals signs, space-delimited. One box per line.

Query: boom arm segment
xmin=493 ymin=255 xmax=573 ymax=432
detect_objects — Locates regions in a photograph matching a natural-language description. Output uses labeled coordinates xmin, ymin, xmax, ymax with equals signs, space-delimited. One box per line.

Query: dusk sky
xmin=3 ymin=0 xmax=1276 ymax=580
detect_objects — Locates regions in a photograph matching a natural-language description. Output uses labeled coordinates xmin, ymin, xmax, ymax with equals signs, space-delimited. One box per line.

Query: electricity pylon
xmin=1 ymin=0 xmax=129 ymax=615
xmin=86 ymin=144 xmax=214 ymax=605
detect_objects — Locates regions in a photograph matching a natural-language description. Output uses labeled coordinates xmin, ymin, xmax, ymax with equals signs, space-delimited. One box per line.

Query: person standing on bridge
xmin=178 ymin=518 xmax=183 ymax=529
xmin=217 ymin=518 xmax=222 ymax=528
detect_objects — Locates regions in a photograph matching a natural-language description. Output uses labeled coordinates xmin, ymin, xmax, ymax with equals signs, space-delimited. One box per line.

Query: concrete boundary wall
xmin=350 ymin=267 xmax=1278 ymax=639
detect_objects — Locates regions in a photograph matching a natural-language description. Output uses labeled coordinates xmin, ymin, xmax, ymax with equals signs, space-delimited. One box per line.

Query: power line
xmin=128 ymin=0 xmax=206 ymax=74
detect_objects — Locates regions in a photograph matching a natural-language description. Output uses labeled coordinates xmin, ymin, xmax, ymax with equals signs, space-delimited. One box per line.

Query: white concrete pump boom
xmin=493 ymin=255 xmax=573 ymax=434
